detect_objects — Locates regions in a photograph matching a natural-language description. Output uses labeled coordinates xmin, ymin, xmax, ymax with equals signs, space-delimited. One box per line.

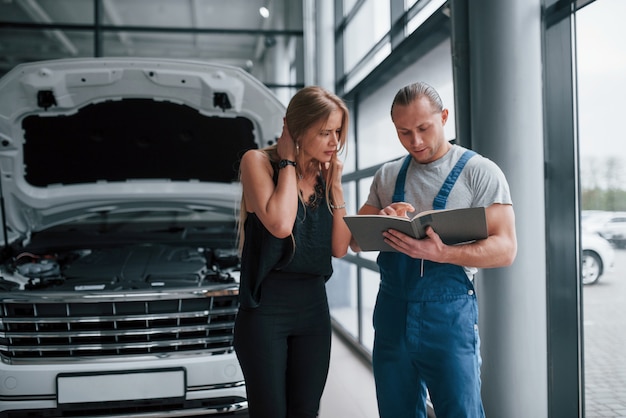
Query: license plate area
xmin=57 ymin=368 xmax=186 ymax=404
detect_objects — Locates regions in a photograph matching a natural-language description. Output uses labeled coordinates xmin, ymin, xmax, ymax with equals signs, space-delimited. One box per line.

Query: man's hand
xmin=380 ymin=202 xmax=415 ymax=218
xmin=383 ymin=226 xmax=445 ymax=260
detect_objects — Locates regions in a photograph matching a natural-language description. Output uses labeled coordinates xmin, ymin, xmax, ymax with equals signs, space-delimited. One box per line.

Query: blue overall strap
xmin=392 ymin=155 xmax=413 ymax=202
xmin=432 ymin=150 xmax=476 ymax=210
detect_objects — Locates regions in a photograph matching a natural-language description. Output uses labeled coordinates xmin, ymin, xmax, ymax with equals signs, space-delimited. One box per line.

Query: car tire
xmin=582 ymin=250 xmax=603 ymax=285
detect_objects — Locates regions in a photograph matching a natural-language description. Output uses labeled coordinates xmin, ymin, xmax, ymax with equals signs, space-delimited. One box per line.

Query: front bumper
xmin=0 ymin=352 xmax=247 ymax=417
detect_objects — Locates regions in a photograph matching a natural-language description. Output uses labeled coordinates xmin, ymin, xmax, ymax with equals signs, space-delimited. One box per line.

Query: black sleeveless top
xmin=238 ymin=172 xmax=334 ymax=309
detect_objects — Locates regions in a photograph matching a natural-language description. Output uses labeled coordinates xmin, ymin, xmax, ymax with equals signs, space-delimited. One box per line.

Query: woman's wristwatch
xmin=278 ymin=159 xmax=297 ymax=169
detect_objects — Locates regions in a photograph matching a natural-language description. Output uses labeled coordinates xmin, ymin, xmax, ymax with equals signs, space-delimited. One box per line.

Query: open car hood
xmin=0 ymin=57 xmax=285 ymax=236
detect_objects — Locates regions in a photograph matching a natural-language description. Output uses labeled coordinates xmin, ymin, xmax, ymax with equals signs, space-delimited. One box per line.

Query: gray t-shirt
xmin=366 ymin=144 xmax=512 ymax=213
xmin=365 ymin=144 xmax=513 ymax=277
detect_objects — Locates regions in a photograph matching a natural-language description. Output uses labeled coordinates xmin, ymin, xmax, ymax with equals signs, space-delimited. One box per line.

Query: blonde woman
xmin=233 ymin=86 xmax=352 ymax=418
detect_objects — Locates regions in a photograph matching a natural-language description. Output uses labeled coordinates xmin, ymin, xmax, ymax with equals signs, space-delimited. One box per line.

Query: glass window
xmin=343 ymin=0 xmax=359 ymax=16
xmin=576 ymin=0 xmax=626 ymax=416
xmin=343 ymin=0 xmax=391 ymax=75
xmin=342 ymin=103 xmax=358 ymax=174
xmin=360 ymin=269 xmax=380 ymax=351
xmin=406 ymin=0 xmax=447 ymax=34
xmin=328 ymin=259 xmax=359 ymax=337
xmin=344 ymin=45 xmax=392 ymax=92
xmin=356 ymin=39 xmax=455 ymax=168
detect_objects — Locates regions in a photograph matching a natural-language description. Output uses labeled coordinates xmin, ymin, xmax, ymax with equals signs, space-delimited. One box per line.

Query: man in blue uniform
xmin=351 ymin=82 xmax=517 ymax=418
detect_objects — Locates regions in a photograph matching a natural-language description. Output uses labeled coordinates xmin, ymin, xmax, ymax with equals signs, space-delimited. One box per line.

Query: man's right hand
xmin=380 ymin=202 xmax=415 ymax=218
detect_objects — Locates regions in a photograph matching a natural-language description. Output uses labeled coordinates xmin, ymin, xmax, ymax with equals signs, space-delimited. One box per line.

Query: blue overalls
xmin=372 ymin=151 xmax=486 ymax=418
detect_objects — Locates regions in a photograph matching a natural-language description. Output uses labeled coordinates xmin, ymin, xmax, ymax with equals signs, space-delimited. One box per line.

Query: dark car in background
xmin=0 ymin=58 xmax=285 ymax=417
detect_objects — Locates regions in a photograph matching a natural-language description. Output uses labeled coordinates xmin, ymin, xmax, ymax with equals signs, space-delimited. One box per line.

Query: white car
xmin=581 ymin=229 xmax=615 ymax=285
xmin=582 ymin=210 xmax=626 ymax=248
xmin=0 ymin=58 xmax=284 ymax=417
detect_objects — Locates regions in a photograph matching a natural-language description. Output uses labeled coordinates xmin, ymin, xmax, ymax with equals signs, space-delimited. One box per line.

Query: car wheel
xmin=582 ymin=250 xmax=603 ymax=285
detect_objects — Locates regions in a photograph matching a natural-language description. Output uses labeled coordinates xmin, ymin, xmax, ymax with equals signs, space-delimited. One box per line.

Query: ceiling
xmin=0 ymin=0 xmax=299 ymax=77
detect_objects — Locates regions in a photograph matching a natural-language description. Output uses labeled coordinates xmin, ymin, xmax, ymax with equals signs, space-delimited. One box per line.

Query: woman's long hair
xmin=237 ymin=86 xmax=349 ymax=253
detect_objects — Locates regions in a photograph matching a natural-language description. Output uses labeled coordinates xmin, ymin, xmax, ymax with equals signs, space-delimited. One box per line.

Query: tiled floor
xmin=319 ymin=332 xmax=379 ymax=418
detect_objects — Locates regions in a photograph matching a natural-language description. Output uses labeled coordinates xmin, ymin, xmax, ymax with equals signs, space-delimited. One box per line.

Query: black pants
xmin=234 ymin=272 xmax=331 ymax=418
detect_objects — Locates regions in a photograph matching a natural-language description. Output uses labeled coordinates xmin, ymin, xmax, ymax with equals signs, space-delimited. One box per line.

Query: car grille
xmin=0 ymin=286 xmax=239 ymax=360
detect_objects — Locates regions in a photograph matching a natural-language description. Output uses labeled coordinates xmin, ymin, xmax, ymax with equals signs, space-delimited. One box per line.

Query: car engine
xmin=2 ymin=244 xmax=239 ymax=292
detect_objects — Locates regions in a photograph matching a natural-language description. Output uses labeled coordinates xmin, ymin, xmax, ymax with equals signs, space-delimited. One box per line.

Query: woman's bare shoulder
xmin=241 ymin=149 xmax=273 ymax=177
xmin=242 ymin=148 xmax=271 ymax=164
